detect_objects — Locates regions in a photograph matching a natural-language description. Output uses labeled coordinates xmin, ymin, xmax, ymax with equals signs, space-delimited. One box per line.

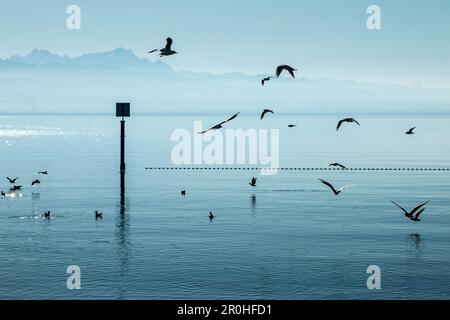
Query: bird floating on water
xmin=260 ymin=109 xmax=274 ymax=120
xmin=32 ymin=179 xmax=41 ymax=186
xmin=391 ymin=201 xmax=429 ymax=221
xmin=319 ymin=179 xmax=353 ymax=196
xmin=405 ymin=127 xmax=415 ymax=135
xmin=276 ymin=65 xmax=297 ymax=78
xmin=249 ymin=177 xmax=257 ymax=187
xmin=198 ymin=112 xmax=240 ymax=134
xmin=329 ymin=163 xmax=347 ymax=169
xmin=7 ymin=177 xmax=18 ymax=184
xmin=336 ymin=118 xmax=360 ymax=131
xmin=149 ymin=37 xmax=178 ymax=57
xmin=95 ymin=210 xmax=103 ymax=219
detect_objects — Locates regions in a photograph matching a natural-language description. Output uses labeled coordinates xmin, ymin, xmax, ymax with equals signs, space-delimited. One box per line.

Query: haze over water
xmin=1 ymin=114 xmax=450 ymax=299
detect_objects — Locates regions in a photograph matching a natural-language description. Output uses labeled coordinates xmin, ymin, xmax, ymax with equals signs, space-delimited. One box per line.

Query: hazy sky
xmin=1 ymin=0 xmax=449 ymax=85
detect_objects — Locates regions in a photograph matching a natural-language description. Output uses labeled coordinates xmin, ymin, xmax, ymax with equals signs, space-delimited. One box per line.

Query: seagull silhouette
xmin=209 ymin=212 xmax=215 ymax=221
xmin=261 ymin=77 xmax=273 ymax=86
xmin=288 ymin=124 xmax=297 ymax=128
xmin=391 ymin=201 xmax=429 ymax=220
xmin=329 ymin=163 xmax=347 ymax=169
xmin=249 ymin=177 xmax=257 ymax=187
xmin=44 ymin=211 xmax=51 ymax=219
xmin=198 ymin=112 xmax=240 ymax=134
xmin=181 ymin=190 xmax=186 ymax=196
xmin=31 ymin=179 xmax=40 ymax=186
xmin=336 ymin=118 xmax=360 ymax=131
xmin=95 ymin=210 xmax=103 ymax=219
xmin=319 ymin=179 xmax=353 ymax=196
xmin=1 ymin=191 xmax=5 ymax=197
xmin=149 ymin=37 xmax=178 ymax=57
xmin=7 ymin=177 xmax=18 ymax=184
xmin=276 ymin=65 xmax=297 ymax=78
xmin=405 ymin=127 xmax=415 ymax=135
xmin=37 ymin=171 xmax=48 ymax=175
xmin=260 ymin=109 xmax=274 ymax=120
xmin=11 ymin=185 xmax=22 ymax=191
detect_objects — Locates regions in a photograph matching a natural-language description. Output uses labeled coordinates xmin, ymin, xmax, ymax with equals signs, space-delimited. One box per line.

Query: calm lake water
xmin=1 ymin=114 xmax=450 ymax=299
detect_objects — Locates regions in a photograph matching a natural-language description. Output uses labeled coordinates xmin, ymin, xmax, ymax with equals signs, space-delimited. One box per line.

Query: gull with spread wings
xmin=149 ymin=37 xmax=178 ymax=57
xmin=319 ymin=179 xmax=354 ymax=196
xmin=336 ymin=118 xmax=360 ymax=131
xmin=198 ymin=112 xmax=240 ymax=134
xmin=391 ymin=201 xmax=429 ymax=221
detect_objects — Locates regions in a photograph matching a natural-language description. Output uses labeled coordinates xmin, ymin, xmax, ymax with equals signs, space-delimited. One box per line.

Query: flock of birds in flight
xmin=150 ymin=37 xmax=428 ymax=223
xmin=0 ymin=37 xmax=426 ymax=223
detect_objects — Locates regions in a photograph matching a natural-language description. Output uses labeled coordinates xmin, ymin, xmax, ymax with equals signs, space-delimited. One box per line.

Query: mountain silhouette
xmin=2 ymin=48 xmax=173 ymax=73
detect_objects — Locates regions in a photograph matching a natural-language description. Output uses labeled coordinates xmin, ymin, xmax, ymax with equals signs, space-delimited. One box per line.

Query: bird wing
xmin=319 ymin=179 xmax=338 ymax=194
xmin=260 ymin=111 xmax=266 ymax=120
xmin=276 ymin=65 xmax=284 ymax=77
xmin=165 ymin=37 xmax=173 ymax=51
xmin=225 ymin=112 xmax=240 ymax=123
xmin=414 ymin=208 xmax=426 ymax=219
xmin=287 ymin=68 xmax=295 ymax=78
xmin=261 ymin=79 xmax=265 ymax=86
xmin=148 ymin=49 xmax=158 ymax=54
xmin=336 ymin=119 xmax=345 ymax=131
xmin=337 ymin=184 xmax=354 ymax=192
xmin=352 ymin=119 xmax=360 ymax=126
xmin=410 ymin=201 xmax=429 ymax=216
xmin=7 ymin=177 xmax=12 ymax=182
xmin=198 ymin=128 xmax=212 ymax=134
xmin=391 ymin=201 xmax=408 ymax=214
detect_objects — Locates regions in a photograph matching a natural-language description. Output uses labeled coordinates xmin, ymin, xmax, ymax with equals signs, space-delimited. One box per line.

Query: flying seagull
xmin=391 ymin=201 xmax=429 ymax=220
xmin=95 ymin=210 xmax=103 ymax=219
xmin=336 ymin=118 xmax=360 ymax=131
xmin=288 ymin=124 xmax=297 ymax=128
xmin=329 ymin=163 xmax=347 ymax=169
xmin=149 ymin=37 xmax=178 ymax=57
xmin=276 ymin=65 xmax=297 ymax=78
xmin=249 ymin=177 xmax=257 ymax=187
xmin=209 ymin=211 xmax=215 ymax=221
xmin=7 ymin=177 xmax=18 ymax=184
xmin=405 ymin=127 xmax=415 ymax=135
xmin=319 ymin=179 xmax=353 ymax=196
xmin=260 ymin=109 xmax=274 ymax=120
xmin=31 ymin=179 xmax=41 ymax=186
xmin=181 ymin=190 xmax=186 ymax=196
xmin=37 ymin=171 xmax=48 ymax=175
xmin=198 ymin=112 xmax=240 ymax=134
xmin=43 ymin=211 xmax=51 ymax=219
xmin=261 ymin=77 xmax=273 ymax=86
xmin=12 ymin=185 xmax=22 ymax=191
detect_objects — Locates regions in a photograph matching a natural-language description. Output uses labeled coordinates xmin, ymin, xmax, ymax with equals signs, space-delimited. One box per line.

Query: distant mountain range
xmin=0 ymin=48 xmax=449 ymax=114
xmin=0 ymin=48 xmax=173 ymax=73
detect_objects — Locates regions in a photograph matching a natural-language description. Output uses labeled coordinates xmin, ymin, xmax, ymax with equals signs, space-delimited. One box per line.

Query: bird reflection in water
xmin=115 ymin=197 xmax=131 ymax=299
xmin=251 ymin=194 xmax=256 ymax=216
xmin=409 ymin=233 xmax=424 ymax=258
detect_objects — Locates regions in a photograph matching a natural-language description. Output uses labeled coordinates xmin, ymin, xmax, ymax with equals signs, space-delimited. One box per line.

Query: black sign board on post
xmin=116 ymin=103 xmax=130 ymax=118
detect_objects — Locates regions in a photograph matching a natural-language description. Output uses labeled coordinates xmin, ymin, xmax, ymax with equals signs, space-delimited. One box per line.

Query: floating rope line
xmin=145 ymin=167 xmax=450 ymax=172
